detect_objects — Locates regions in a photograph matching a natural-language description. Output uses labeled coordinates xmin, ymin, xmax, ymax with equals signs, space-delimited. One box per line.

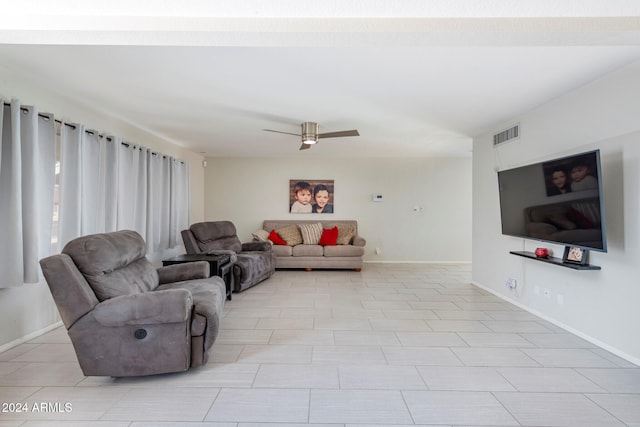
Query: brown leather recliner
xmin=39 ymin=230 xmax=226 ymax=377
xmin=181 ymin=221 xmax=276 ymax=293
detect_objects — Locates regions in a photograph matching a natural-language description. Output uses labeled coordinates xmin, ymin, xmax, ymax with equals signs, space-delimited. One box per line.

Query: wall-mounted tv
xmin=497 ymin=149 xmax=607 ymax=253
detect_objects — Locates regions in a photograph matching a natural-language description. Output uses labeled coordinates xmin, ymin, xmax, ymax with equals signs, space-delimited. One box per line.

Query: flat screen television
xmin=497 ymin=149 xmax=607 ymax=255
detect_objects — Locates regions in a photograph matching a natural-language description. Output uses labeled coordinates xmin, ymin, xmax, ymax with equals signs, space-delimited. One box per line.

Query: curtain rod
xmin=4 ymin=102 xmax=111 ymax=139
xmin=5 ymin=102 xmax=126 ymax=142
xmin=5 ymin=101 xmax=78 ymax=130
xmin=4 ymin=102 xmax=182 ymax=162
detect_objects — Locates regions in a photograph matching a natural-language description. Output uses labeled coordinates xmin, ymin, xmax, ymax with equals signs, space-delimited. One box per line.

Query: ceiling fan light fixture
xmin=301 ymin=121 xmax=319 ymax=144
xmin=263 ymin=121 xmax=359 ymax=150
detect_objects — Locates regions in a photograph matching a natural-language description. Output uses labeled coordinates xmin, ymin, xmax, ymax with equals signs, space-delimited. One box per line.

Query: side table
xmin=162 ymin=254 xmax=234 ymax=300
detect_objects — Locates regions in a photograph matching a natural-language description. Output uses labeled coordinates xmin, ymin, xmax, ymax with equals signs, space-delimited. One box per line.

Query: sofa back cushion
xmin=62 ymin=230 xmax=159 ymax=301
xmin=263 ymin=220 xmax=359 ymax=245
xmin=189 ymin=221 xmax=242 ymax=253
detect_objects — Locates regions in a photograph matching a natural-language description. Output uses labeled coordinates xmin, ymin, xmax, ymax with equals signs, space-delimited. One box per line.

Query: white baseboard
xmin=364 ymin=260 xmax=472 ymax=265
xmin=471 ymin=280 xmax=640 ymax=367
xmin=0 ymin=321 xmax=64 ymax=354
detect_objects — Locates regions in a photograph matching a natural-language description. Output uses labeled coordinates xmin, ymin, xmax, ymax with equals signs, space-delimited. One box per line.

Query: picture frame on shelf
xmin=563 ymin=246 xmax=588 ymax=265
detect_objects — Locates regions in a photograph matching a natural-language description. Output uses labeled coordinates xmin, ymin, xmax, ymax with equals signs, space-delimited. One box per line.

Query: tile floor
xmin=1 ymin=263 xmax=639 ymax=426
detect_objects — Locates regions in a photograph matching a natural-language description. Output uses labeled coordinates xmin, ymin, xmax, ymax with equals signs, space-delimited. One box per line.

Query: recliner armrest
xmin=181 ymin=229 xmax=200 ymax=254
xmin=92 ymin=289 xmax=192 ymax=326
xmin=157 ymin=261 xmax=209 ymax=284
xmin=242 ymin=241 xmax=272 ymax=252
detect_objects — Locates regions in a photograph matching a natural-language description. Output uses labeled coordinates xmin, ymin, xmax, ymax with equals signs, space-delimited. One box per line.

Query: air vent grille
xmin=493 ymin=124 xmax=520 ymax=146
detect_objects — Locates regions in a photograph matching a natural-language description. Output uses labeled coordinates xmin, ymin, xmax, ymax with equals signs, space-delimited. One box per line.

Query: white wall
xmin=0 ymin=67 xmax=206 ymax=350
xmin=204 ymin=156 xmax=472 ymax=262
xmin=472 ymin=60 xmax=640 ymax=364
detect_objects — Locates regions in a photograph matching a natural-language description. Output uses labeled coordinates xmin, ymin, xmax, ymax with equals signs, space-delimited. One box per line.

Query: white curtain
xmin=0 ymin=99 xmax=55 ymax=287
xmin=170 ymin=158 xmax=190 ymax=248
xmin=117 ymin=142 xmax=148 ymax=235
xmin=80 ymin=131 xmax=102 ymax=234
xmin=57 ymin=123 xmax=108 ymax=244
xmin=142 ymin=152 xmax=190 ymax=252
xmin=100 ymin=136 xmax=119 ymax=232
xmin=58 ymin=129 xmax=189 ymax=253
xmin=146 ymin=152 xmax=171 ymax=253
xmin=57 ymin=121 xmax=82 ymax=247
xmin=0 ymin=97 xmax=190 ymax=287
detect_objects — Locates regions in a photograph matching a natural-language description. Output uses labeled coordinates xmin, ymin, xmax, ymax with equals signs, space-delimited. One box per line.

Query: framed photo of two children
xmin=290 ymin=179 xmax=334 ymax=214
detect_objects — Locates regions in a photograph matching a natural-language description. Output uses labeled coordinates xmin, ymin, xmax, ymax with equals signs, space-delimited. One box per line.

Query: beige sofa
xmin=260 ymin=220 xmax=366 ymax=271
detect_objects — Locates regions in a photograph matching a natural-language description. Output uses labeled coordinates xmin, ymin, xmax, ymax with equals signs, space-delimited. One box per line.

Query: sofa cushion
xmin=319 ymin=226 xmax=339 ymax=246
xmin=277 ymin=224 xmax=303 ymax=246
xmin=337 ymin=225 xmax=356 ymax=245
xmin=271 ymin=245 xmax=293 ymax=257
xmin=263 ymin=220 xmax=358 ymax=235
xmin=293 ymin=244 xmax=323 ymax=257
xmin=324 ymin=244 xmax=365 ymax=257
xmin=298 ymin=222 xmax=323 ymax=245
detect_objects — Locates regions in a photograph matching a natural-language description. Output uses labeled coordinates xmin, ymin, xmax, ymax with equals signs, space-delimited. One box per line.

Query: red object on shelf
xmin=534 ymin=248 xmax=549 ymax=258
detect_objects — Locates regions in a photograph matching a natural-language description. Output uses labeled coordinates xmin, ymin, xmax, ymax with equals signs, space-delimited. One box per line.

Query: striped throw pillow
xmin=298 ymin=222 xmax=323 ymax=245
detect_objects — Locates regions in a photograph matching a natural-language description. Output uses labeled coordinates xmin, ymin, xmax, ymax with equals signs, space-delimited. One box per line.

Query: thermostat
xmin=372 ymin=194 xmax=383 ymax=202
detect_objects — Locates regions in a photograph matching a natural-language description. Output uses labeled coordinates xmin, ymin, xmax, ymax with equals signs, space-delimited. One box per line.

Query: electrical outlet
xmin=557 ymin=294 xmax=564 ymax=305
xmin=375 ymin=247 xmax=382 ymax=255
xmin=543 ymin=288 xmax=551 ymax=298
xmin=505 ymin=278 xmax=517 ymax=290
xmin=534 ymin=286 xmax=540 ymax=295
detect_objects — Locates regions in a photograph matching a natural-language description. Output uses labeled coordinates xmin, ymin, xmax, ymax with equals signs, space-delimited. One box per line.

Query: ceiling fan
xmin=263 ymin=121 xmax=360 ymax=150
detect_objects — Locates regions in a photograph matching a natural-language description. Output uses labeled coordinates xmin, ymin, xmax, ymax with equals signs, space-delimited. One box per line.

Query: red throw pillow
xmin=268 ymin=229 xmax=287 ymax=245
xmin=319 ymin=226 xmax=339 ymax=246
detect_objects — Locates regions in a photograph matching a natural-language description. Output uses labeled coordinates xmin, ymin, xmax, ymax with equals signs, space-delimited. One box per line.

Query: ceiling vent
xmin=493 ymin=124 xmax=520 ymax=146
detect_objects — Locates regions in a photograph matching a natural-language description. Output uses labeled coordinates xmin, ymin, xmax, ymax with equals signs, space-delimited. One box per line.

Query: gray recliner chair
xmin=39 ymin=230 xmax=226 ymax=377
xmin=182 ymin=221 xmax=276 ymax=293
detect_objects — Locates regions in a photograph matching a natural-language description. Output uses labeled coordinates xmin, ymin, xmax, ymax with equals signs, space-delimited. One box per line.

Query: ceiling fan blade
xmin=263 ymin=129 xmax=301 ymax=137
xmin=299 ymin=143 xmax=312 ymax=151
xmin=318 ymin=129 xmax=360 ymax=139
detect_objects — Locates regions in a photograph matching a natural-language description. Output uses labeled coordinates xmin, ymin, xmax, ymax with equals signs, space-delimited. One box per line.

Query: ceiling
xmin=1 ymin=1 xmax=640 ymax=158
